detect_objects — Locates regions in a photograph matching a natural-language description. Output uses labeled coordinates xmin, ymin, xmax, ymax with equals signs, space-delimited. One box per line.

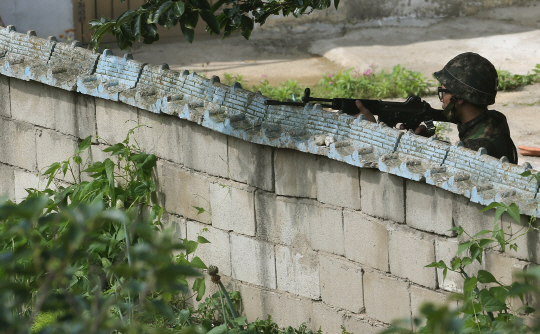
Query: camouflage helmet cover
xmin=433 ymin=52 xmax=498 ymax=105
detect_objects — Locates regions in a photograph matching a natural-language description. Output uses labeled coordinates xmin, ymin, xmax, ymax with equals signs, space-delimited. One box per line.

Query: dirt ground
xmin=111 ymin=1 xmax=540 ymax=168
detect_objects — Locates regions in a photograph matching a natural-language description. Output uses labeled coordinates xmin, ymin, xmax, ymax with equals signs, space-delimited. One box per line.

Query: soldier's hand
xmin=399 ymin=124 xmax=429 ymax=136
xmin=353 ymin=100 xmax=376 ymax=122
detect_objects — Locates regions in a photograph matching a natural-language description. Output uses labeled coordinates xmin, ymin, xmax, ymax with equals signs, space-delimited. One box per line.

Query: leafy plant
xmin=497 ymin=65 xmax=540 ymax=92
xmin=385 ymin=200 xmax=540 ymax=334
xmin=89 ymin=0 xmax=340 ymax=49
xmin=223 ymin=73 xmax=247 ymax=87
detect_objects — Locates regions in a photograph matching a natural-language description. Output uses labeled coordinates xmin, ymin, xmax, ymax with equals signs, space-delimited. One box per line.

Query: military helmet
xmin=433 ymin=52 xmax=498 ymax=105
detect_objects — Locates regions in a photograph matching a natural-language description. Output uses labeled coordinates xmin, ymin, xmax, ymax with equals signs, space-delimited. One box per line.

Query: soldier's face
xmin=440 ymin=85 xmax=453 ymax=108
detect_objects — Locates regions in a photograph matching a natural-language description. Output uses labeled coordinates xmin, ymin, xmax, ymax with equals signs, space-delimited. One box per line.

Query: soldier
xmin=355 ymin=52 xmax=518 ymax=164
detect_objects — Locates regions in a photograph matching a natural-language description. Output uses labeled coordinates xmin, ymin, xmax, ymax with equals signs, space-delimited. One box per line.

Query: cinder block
xmin=274 ymin=149 xmax=317 ymax=198
xmin=181 ymin=122 xmax=228 ymax=178
xmin=501 ymin=213 xmax=540 ymax=263
xmin=187 ymin=220 xmax=232 ymax=277
xmin=0 ymin=164 xmax=15 ymax=201
xmin=344 ymin=210 xmax=389 ymax=272
xmin=135 ymin=111 xmax=183 ymax=164
xmin=389 ymin=225 xmax=437 ymax=289
xmin=210 ymin=181 xmax=256 ymax=236
xmin=255 ymin=192 xmax=311 ymax=247
xmin=14 ymin=169 xmax=48 ymax=203
xmin=435 ymin=237 xmax=484 ymax=292
xmin=10 ymin=79 xmax=62 ymax=129
xmin=343 ymin=314 xmax=385 ymax=334
xmin=310 ymin=203 xmax=344 ymax=256
xmin=156 ymin=160 xmax=212 ymax=222
xmin=363 ymin=270 xmax=410 ymax=324
xmin=36 ymin=129 xmax=79 ymax=184
xmin=484 ymin=251 xmax=527 ymax=287
xmin=320 ymin=253 xmax=363 ymax=312
xmin=230 ymin=233 xmax=276 ymax=289
xmin=410 ymin=285 xmax=452 ymax=331
xmin=406 ymin=180 xmax=454 ymax=236
xmin=276 ymin=245 xmax=320 ymax=299
xmin=361 ymin=169 xmax=405 ymax=223
xmin=316 ymin=157 xmax=360 ymax=210
xmin=96 ymin=98 xmax=139 ymax=145
xmin=228 ymin=137 xmax=274 ymax=191
xmin=311 ymin=302 xmax=345 ymax=334
xmin=57 ymin=93 xmax=96 ymax=139
xmin=0 ymin=118 xmax=36 ymax=171
xmin=0 ymin=75 xmax=10 ymax=117
xmin=453 ymin=196 xmax=497 ymax=241
xmin=239 ymin=282 xmax=313 ymax=328
xmin=9 ymin=78 xmax=96 ymax=139
xmin=161 ymin=212 xmax=187 ymax=243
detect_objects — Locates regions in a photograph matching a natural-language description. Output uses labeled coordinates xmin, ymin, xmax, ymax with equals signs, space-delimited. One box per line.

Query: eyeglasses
xmin=438 ymin=87 xmax=452 ymax=100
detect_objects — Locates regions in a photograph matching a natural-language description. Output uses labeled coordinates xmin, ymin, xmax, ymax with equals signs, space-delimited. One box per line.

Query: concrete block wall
xmin=1 ymin=27 xmax=540 ymax=332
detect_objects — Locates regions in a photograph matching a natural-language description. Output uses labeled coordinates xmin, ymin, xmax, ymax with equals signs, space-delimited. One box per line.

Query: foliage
xmin=89 ymin=0 xmax=340 ymax=49
xmin=384 ymin=200 xmax=540 ymax=334
xmin=316 ymin=65 xmax=430 ymax=99
xmin=0 ymin=128 xmax=211 ymax=333
xmin=497 ymin=65 xmax=540 ymax=92
xmin=223 ymin=73 xmax=247 ymax=87
xmin=253 ymin=78 xmax=304 ymax=101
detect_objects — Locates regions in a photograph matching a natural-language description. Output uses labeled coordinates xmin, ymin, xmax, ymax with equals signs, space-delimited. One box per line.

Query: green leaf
xmin=240 ymin=15 xmax=254 ymax=39
xmin=477 ymin=270 xmax=498 ymax=284
xmin=489 ymin=286 xmax=508 ymax=304
xmin=472 ymin=229 xmax=491 ymax=237
xmin=480 ymin=201 xmax=501 ymax=212
xmin=193 ymin=206 xmax=205 ymax=215
xmin=173 ymin=1 xmax=185 ymax=16
xmin=451 ymin=257 xmax=461 ymax=271
xmin=478 ymin=238 xmax=495 ymax=248
xmin=184 ymin=10 xmax=199 ymax=29
xmin=192 ymin=277 xmax=206 ymax=301
xmin=184 ymin=240 xmax=198 ymax=255
xmin=197 ymin=236 xmax=210 ymax=244
xmin=520 ymin=170 xmax=532 ymax=177
xmin=478 ymin=289 xmax=507 ymax=312
xmin=470 ymin=243 xmax=482 ymax=263
xmin=141 ymin=154 xmax=157 ymax=171
xmin=506 ymin=203 xmax=521 ymax=223
xmin=458 ymin=241 xmax=472 ymax=255
xmin=62 ymin=161 xmax=69 ymax=176
xmin=116 ymin=9 xmax=136 ymax=26
xmin=494 ymin=205 xmax=507 ymax=222
xmin=200 ymin=9 xmax=220 ymax=34
xmin=73 ymin=155 xmax=82 ymax=165
xmin=210 ymin=0 xmax=227 ymax=12
xmin=103 ymin=143 xmax=126 ymax=155
xmin=464 ymin=276 xmax=478 ymax=292
xmin=461 ymin=257 xmax=473 ymax=266
xmin=190 ymin=256 xmax=208 ymax=269
xmin=207 ymin=324 xmax=228 ymax=334
xmin=43 ymin=162 xmax=61 ymax=176
xmin=162 ymin=291 xmax=172 ymax=303
xmin=104 ymin=158 xmax=115 ymax=188
xmin=151 ymin=0 xmax=174 ymax=23
xmin=425 ymin=260 xmax=447 ymax=269
xmin=181 ymin=23 xmax=195 ymax=43
xmin=78 ymin=135 xmax=92 ymax=151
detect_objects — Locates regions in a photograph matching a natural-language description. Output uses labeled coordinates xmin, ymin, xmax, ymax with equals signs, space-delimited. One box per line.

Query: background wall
xmin=0 ymin=0 xmax=74 ymax=38
xmin=1 ymin=74 xmax=539 ymax=332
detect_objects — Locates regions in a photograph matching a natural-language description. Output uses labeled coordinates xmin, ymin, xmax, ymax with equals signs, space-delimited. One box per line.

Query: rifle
xmin=264 ymin=88 xmax=451 ymax=135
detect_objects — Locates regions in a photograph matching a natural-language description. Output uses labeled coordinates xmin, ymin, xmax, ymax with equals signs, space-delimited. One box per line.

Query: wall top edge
xmin=1 ymin=25 xmax=538 ymax=217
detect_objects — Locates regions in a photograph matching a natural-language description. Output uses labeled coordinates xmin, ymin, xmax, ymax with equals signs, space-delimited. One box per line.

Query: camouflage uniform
xmin=458 ymin=110 xmax=518 ymax=164
xmin=434 ymin=52 xmax=518 ymax=163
